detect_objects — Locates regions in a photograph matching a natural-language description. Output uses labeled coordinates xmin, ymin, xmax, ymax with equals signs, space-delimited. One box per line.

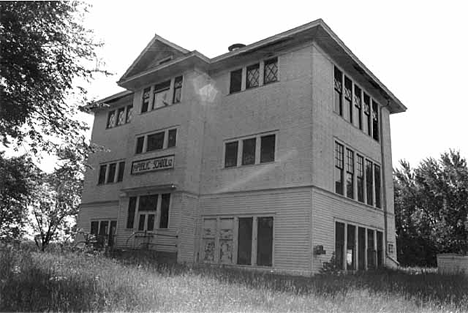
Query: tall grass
xmin=1 ymin=247 xmax=467 ymax=312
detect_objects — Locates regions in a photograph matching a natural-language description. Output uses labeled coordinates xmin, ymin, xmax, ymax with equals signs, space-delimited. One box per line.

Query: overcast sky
xmin=82 ymin=0 xmax=468 ymax=168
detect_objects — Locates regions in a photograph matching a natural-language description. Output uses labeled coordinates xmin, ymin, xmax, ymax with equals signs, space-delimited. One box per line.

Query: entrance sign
xmin=131 ymin=155 xmax=174 ymax=174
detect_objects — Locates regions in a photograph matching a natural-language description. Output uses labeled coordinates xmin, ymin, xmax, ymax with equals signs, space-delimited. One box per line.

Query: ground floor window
xmin=201 ymin=215 xmax=274 ymax=267
xmin=126 ymin=193 xmax=171 ymax=231
xmin=334 ymin=221 xmax=383 ymax=270
xmin=90 ymin=219 xmax=117 ymax=247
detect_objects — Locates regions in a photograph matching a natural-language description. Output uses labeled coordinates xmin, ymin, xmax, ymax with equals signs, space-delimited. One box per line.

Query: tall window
xmin=377 ymin=231 xmax=384 ymax=268
xmin=347 ymin=224 xmax=356 ymax=270
xmin=242 ymin=138 xmax=256 ymax=165
xmin=237 ymin=218 xmax=253 ymax=265
xmin=363 ymin=93 xmax=371 ymax=136
xmin=167 ymin=129 xmax=177 ymax=148
xmin=366 ymin=159 xmax=374 ymax=206
xmin=125 ymin=105 xmax=133 ymax=123
xmin=106 ymin=163 xmax=116 ymax=184
xmin=126 ymin=194 xmax=171 ymax=230
xmin=374 ymin=164 xmax=381 ymax=208
xmin=229 ymin=69 xmax=242 ymax=93
xmin=260 ymin=134 xmax=275 ymax=163
xmin=346 ymin=149 xmax=354 ymax=199
xmin=172 ymin=76 xmax=183 ymax=104
xmin=141 ymin=87 xmax=151 ymax=113
xmin=344 ymin=77 xmax=353 ymax=123
xmin=335 ymin=222 xmax=345 ymax=270
xmin=246 ymin=63 xmax=260 ymax=89
xmin=152 ymin=80 xmax=171 ymax=110
xmin=335 ymin=143 xmax=344 ymax=195
xmin=117 ymin=161 xmax=125 ymax=182
xmin=354 ymin=85 xmax=362 ymax=129
xmin=372 ymin=101 xmax=379 ymax=141
xmin=264 ymin=58 xmax=278 ymax=84
xmin=367 ymin=229 xmax=376 ymax=269
xmin=334 ymin=67 xmax=343 ymax=116
xmin=224 ymin=141 xmax=238 ymax=168
xmin=98 ymin=165 xmax=107 ymax=185
xmin=356 ymin=155 xmax=365 ymax=203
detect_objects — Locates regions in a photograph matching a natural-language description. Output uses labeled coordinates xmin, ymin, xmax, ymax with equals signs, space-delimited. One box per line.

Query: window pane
xmin=98 ymin=164 xmax=107 ymax=184
xmin=374 ymin=164 xmax=381 ymax=208
xmin=159 ymin=193 xmax=170 ymax=228
xmin=225 ymin=142 xmax=238 ymax=167
xmin=257 ymin=217 xmax=273 ymax=266
xmin=141 ymin=87 xmax=150 ymax=113
xmin=358 ymin=227 xmax=366 ymax=270
xmin=106 ymin=163 xmax=116 ymax=184
xmin=346 ymin=149 xmax=354 ymax=199
xmin=335 ymin=143 xmax=344 ymax=195
xmin=347 ymin=224 xmax=356 ymax=270
xmin=147 ymin=214 xmax=155 ymax=231
xmin=372 ymin=101 xmax=379 ymax=141
xmin=152 ymin=80 xmax=170 ymax=109
xmin=242 ymin=138 xmax=256 ymax=165
xmin=139 ymin=195 xmax=158 ymax=211
xmin=246 ymin=64 xmax=259 ymax=89
xmin=167 ymin=129 xmax=177 ymax=148
xmin=260 ymin=134 xmax=275 ymax=163
xmin=107 ymin=111 xmax=116 ymax=128
xmin=354 ymin=85 xmax=362 ymax=129
xmin=117 ymin=107 xmax=125 ymax=126
xmin=126 ymin=197 xmax=137 ymax=229
xmin=173 ymin=76 xmax=183 ymax=104
xmin=237 ymin=217 xmax=253 ymax=265
xmin=344 ymin=77 xmax=352 ymax=123
xmin=138 ymin=215 xmax=145 ymax=231
xmin=264 ymin=58 xmax=278 ymax=84
xmin=363 ymin=93 xmax=371 ymax=136
xmin=116 ymin=161 xmax=125 ymax=182
xmin=136 ymin=136 xmax=144 ymax=154
xmin=334 ymin=67 xmax=343 ymax=115
xmin=367 ymin=229 xmax=375 ymax=269
xmin=126 ymin=105 xmax=133 ymax=123
xmin=147 ymin=132 xmax=165 ymax=151
xmin=335 ymin=222 xmax=345 ymax=270
xmin=357 ymin=155 xmax=364 ymax=202
xmin=230 ymin=69 xmax=242 ymax=93
xmin=366 ymin=160 xmax=374 ymax=206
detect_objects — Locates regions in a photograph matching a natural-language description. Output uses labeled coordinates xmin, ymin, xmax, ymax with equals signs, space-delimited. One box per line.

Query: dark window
xmin=126 ymin=197 xmax=137 ymax=229
xmin=141 ymin=87 xmax=150 ymax=113
xmin=344 ymin=77 xmax=353 ymax=123
xmin=90 ymin=221 xmax=99 ymax=235
xmin=139 ymin=195 xmax=158 ymax=211
xmin=335 ymin=143 xmax=344 ymax=195
xmin=117 ymin=161 xmax=125 ymax=182
xmin=335 ymin=222 xmax=345 ymax=270
xmin=136 ymin=136 xmax=144 ymax=154
xmin=242 ymin=138 xmax=256 ymax=165
xmin=106 ymin=163 xmax=116 ymax=183
xmin=346 ymin=149 xmax=354 ymax=199
xmin=366 ymin=160 xmax=374 ymax=206
xmin=260 ymin=134 xmax=275 ymax=163
xmin=334 ymin=67 xmax=343 ymax=116
xmin=347 ymin=224 xmax=356 ymax=270
xmin=98 ymin=165 xmax=107 ymax=185
xmin=264 ymin=58 xmax=278 ymax=84
xmin=367 ymin=229 xmax=376 ymax=269
xmin=237 ymin=217 xmax=253 ymax=265
xmin=377 ymin=231 xmax=384 ymax=268
xmin=107 ymin=111 xmax=116 ymax=128
xmin=357 ymin=155 xmax=365 ymax=203
xmin=372 ymin=101 xmax=379 ymax=141
xmin=374 ymin=164 xmax=381 ymax=208
xmin=225 ymin=141 xmax=238 ymax=168
xmin=246 ymin=64 xmax=260 ymax=89
xmin=354 ymin=85 xmax=362 ymax=129
xmin=126 ymin=105 xmax=133 ymax=123
xmin=167 ymin=129 xmax=177 ymax=148
xmin=147 ymin=132 xmax=165 ymax=152
xmin=358 ymin=227 xmax=366 ymax=270
xmin=173 ymin=76 xmax=183 ymax=104
xmin=117 ymin=107 xmax=125 ymax=126
xmin=257 ymin=217 xmax=273 ymax=266
xmin=147 ymin=214 xmax=155 ymax=231
xmin=138 ymin=215 xmax=146 ymax=231
xmin=99 ymin=221 xmax=109 ymax=236
xmin=229 ymin=69 xmax=242 ymax=93
xmin=363 ymin=93 xmax=371 ymax=136
xmin=159 ymin=193 xmax=170 ymax=228
xmin=153 ymin=80 xmax=170 ymax=110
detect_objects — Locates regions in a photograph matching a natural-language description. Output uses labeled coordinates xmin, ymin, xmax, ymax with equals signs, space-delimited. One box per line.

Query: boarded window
xmin=225 ymin=141 xmax=238 ymax=168
xmin=257 ymin=217 xmax=273 ymax=266
xmin=260 ymin=134 xmax=275 ymax=163
xmin=246 ymin=64 xmax=260 ymax=89
xmin=202 ymin=218 xmax=216 ymax=262
xmin=237 ymin=217 xmax=253 ymax=265
xmin=173 ymin=76 xmax=183 ymax=104
xmin=126 ymin=197 xmax=137 ymax=228
xmin=135 ymin=136 xmax=144 ymax=154
xmin=335 ymin=222 xmax=345 ymax=270
xmin=98 ymin=165 xmax=107 ymax=185
xmin=242 ymin=138 xmax=256 ymax=165
xmin=229 ymin=69 xmax=242 ymax=93
xmin=167 ymin=129 xmax=177 ymax=148
xmin=219 ymin=218 xmax=234 ymax=264
xmin=264 ymin=58 xmax=278 ymax=84
xmin=147 ymin=132 xmax=165 ymax=152
xmin=159 ymin=194 xmax=170 ymax=229
xmin=106 ymin=163 xmax=116 ymax=183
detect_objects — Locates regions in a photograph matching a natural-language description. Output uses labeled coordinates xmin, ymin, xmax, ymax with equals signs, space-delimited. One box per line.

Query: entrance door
xmin=257 ymin=217 xmax=273 ymax=266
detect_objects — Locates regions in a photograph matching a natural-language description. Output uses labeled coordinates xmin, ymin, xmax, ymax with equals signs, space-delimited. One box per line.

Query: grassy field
xmin=1 ymin=248 xmax=467 ymax=312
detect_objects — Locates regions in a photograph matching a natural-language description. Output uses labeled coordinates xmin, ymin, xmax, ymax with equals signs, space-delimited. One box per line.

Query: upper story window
xmin=141 ymin=76 xmax=183 ymax=113
xmin=135 ymin=128 xmax=177 ymax=154
xmin=333 ymin=65 xmax=380 ymax=142
xmin=224 ymin=132 xmax=276 ymax=168
xmin=126 ymin=193 xmax=171 ymax=230
xmin=106 ymin=105 xmax=133 ymax=129
xmin=98 ymin=161 xmax=125 ymax=185
xmin=229 ymin=57 xmax=279 ymax=94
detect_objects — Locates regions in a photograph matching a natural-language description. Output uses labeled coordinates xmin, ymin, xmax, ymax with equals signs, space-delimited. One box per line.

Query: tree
xmin=0 ymin=152 xmax=41 ymax=242
xmin=0 ymin=1 xmax=107 ymax=153
xmin=394 ymin=150 xmax=468 ymax=266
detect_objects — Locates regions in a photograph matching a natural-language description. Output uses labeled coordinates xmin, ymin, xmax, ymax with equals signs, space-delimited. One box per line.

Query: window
xmin=358 ymin=227 xmax=366 ymax=270
xmin=126 ymin=193 xmax=171 ymax=230
xmin=107 ymin=111 xmax=116 ymax=128
xmin=135 ymin=128 xmax=177 ymax=154
xmin=374 ymin=164 xmax=381 ymax=208
xmin=346 ymin=149 xmax=354 ymax=199
xmin=264 ymin=58 xmax=278 ymax=84
xmin=367 ymin=229 xmax=376 ymax=269
xmin=141 ymin=87 xmax=151 ymax=113
xmin=335 ymin=222 xmax=345 ymax=270
xmin=97 ymin=161 xmax=126 ymax=185
xmin=229 ymin=69 xmax=242 ymax=93
xmin=354 ymin=85 xmax=362 ymax=130
xmin=224 ymin=141 xmax=238 ymax=168
xmin=366 ymin=159 xmax=374 ymax=206
xmin=152 ymin=80 xmax=170 ymax=110
xmin=202 ymin=216 xmax=274 ymax=267
xmin=344 ymin=77 xmax=353 ymax=123
xmin=225 ymin=133 xmax=276 ymax=168
xmin=377 ymin=231 xmax=384 ymax=268
xmin=246 ymin=64 xmax=260 ymax=89
xmin=173 ymin=76 xmax=183 ymax=104
xmin=347 ymin=224 xmax=356 ymax=270
xmin=363 ymin=93 xmax=371 ymax=136
xmin=107 ymin=105 xmax=133 ymax=128
xmin=335 ymin=142 xmax=344 ymax=195
xmin=90 ymin=220 xmax=117 ymax=247
xmin=126 ymin=105 xmax=133 ymax=123
xmin=356 ymin=155 xmax=365 ymax=203
xmin=372 ymin=100 xmax=379 ymax=142
xmin=334 ymin=67 xmax=343 ymax=116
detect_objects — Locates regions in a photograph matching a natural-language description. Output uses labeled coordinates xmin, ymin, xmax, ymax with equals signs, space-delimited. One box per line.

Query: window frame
xmin=97 ymin=160 xmax=126 ymax=185
xmin=223 ymin=132 xmax=277 ymax=168
xmin=229 ymin=57 xmax=279 ymax=94
xmin=263 ymin=57 xmax=278 ymax=85
xmin=106 ymin=104 xmax=133 ymax=129
xmin=140 ymin=76 xmax=183 ymax=114
xmin=135 ymin=128 xmax=177 ymax=155
xmin=126 ymin=193 xmax=172 ymax=231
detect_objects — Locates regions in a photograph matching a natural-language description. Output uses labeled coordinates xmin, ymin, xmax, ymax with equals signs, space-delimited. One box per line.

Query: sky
xmin=79 ymin=0 xmax=467 ymax=168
